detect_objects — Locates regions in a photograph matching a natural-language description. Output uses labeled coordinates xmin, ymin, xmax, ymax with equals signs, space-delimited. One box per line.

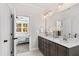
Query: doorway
xmin=11 ymin=15 xmax=30 ymax=56
xmin=16 ymin=16 xmax=30 ymax=55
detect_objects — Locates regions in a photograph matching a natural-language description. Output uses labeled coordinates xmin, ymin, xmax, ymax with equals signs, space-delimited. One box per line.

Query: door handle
xmin=4 ymin=40 xmax=8 ymax=43
xmin=12 ymin=38 xmax=18 ymax=40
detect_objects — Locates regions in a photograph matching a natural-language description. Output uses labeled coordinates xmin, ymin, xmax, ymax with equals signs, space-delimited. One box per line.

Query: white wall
xmin=0 ymin=4 xmax=11 ymax=56
xmin=47 ymin=4 xmax=79 ymax=36
xmin=62 ymin=4 xmax=79 ymax=35
xmin=30 ymin=14 xmax=43 ymax=50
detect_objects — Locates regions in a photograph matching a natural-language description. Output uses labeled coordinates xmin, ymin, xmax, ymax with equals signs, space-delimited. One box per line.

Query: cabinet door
xmin=49 ymin=41 xmax=57 ymax=56
xmin=38 ymin=36 xmax=50 ymax=56
xmin=57 ymin=44 xmax=68 ymax=56
xmin=43 ymin=39 xmax=49 ymax=56
xmin=38 ymin=36 xmax=43 ymax=52
xmin=38 ymin=36 xmax=44 ymax=55
xmin=38 ymin=36 xmax=41 ymax=51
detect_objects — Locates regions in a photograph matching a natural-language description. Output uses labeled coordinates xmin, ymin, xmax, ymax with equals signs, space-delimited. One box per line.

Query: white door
xmin=0 ymin=4 xmax=11 ymax=56
xmin=0 ymin=42 xmax=2 ymax=56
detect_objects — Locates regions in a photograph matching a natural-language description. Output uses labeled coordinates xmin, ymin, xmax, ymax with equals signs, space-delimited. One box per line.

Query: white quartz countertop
xmin=38 ymin=33 xmax=79 ymax=48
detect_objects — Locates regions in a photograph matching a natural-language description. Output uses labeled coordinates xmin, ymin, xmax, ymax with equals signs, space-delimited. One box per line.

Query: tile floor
xmin=16 ymin=43 xmax=43 ymax=56
xmin=16 ymin=49 xmax=43 ymax=56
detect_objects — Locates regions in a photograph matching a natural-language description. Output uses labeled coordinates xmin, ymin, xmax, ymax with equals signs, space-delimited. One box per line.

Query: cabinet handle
xmin=12 ymin=38 xmax=18 ymax=40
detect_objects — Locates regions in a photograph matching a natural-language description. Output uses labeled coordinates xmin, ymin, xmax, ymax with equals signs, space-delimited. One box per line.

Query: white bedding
xmin=17 ymin=36 xmax=29 ymax=44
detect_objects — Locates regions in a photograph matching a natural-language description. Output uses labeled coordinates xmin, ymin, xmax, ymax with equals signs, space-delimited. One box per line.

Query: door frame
xmin=11 ymin=13 xmax=31 ymax=56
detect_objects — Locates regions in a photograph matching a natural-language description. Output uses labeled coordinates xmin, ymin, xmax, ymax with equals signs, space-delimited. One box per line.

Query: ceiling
xmin=7 ymin=3 xmax=76 ymax=15
xmin=28 ymin=3 xmax=58 ymax=10
xmin=10 ymin=3 xmax=58 ymax=10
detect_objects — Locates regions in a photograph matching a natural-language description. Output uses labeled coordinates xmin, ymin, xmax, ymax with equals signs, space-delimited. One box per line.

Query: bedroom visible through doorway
xmin=12 ymin=15 xmax=30 ymax=55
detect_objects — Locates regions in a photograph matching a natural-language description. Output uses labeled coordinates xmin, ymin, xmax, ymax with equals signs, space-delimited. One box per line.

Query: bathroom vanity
xmin=38 ymin=34 xmax=79 ymax=56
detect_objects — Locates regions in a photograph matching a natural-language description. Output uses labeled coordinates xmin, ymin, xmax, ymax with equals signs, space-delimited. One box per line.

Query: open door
xmin=11 ymin=9 xmax=30 ymax=56
xmin=11 ymin=8 xmax=18 ymax=56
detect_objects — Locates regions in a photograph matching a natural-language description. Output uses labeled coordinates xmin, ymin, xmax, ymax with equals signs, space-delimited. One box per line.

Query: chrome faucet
xmin=74 ymin=34 xmax=77 ymax=38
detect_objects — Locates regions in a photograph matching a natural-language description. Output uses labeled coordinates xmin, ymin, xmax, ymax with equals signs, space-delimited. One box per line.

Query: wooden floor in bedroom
xmin=16 ymin=49 xmax=43 ymax=56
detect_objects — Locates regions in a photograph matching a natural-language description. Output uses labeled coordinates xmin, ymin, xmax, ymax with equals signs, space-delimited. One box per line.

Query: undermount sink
xmin=41 ymin=33 xmax=79 ymax=44
xmin=60 ymin=38 xmax=79 ymax=43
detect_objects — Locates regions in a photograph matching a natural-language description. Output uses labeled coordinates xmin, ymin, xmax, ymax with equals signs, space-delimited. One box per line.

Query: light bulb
xmin=57 ymin=3 xmax=64 ymax=11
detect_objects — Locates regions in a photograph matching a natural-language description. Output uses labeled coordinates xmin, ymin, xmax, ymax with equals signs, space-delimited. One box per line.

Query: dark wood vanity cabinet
xmin=57 ymin=44 xmax=69 ymax=56
xmin=38 ymin=36 xmax=69 ymax=56
xmin=38 ymin=36 xmax=50 ymax=56
xmin=49 ymin=41 xmax=57 ymax=56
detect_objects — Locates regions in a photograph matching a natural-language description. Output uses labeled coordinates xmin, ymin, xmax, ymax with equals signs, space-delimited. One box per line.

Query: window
xmin=16 ymin=23 xmax=28 ymax=32
xmin=16 ymin=23 xmax=21 ymax=32
xmin=23 ymin=23 xmax=28 ymax=32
